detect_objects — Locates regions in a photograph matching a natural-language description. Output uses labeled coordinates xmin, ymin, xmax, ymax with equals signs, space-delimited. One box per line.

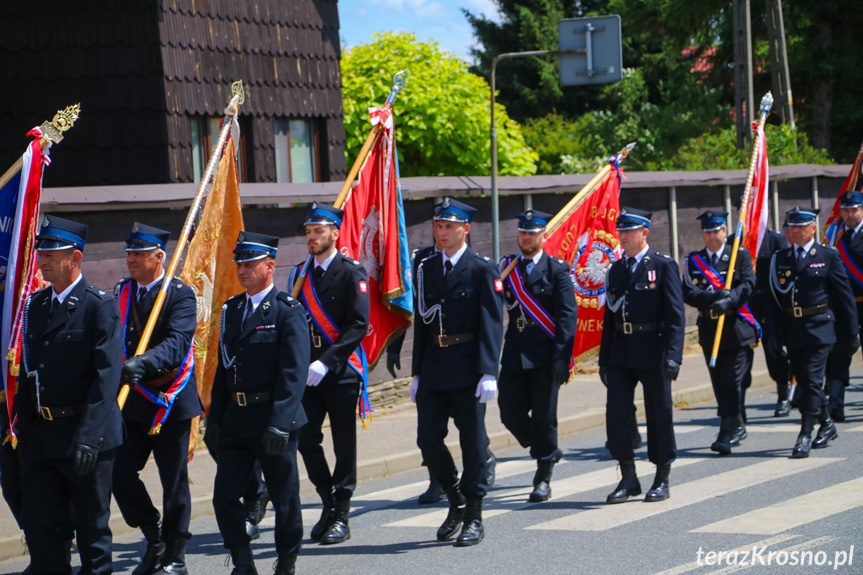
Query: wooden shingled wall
xmin=0 ymin=0 xmax=347 ymax=186
xmin=158 ymin=0 xmax=347 ymax=183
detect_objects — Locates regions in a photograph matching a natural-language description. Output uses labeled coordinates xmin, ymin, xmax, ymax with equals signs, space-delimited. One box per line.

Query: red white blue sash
xmin=837 ymin=236 xmax=863 ymax=289
xmin=117 ymin=281 xmax=195 ymax=431
xmin=689 ymin=254 xmax=762 ymax=339
xmin=504 ymin=256 xmax=555 ymax=339
xmin=298 ymin=257 xmax=371 ymax=422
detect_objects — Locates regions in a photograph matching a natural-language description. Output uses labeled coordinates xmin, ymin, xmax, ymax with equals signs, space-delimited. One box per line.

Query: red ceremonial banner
xmin=544 ymin=160 xmax=622 ymax=363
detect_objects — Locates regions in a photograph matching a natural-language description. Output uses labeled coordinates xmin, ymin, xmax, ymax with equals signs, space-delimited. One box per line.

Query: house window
xmin=274 ymin=119 xmax=320 ymax=183
xmin=191 ymin=116 xmax=247 ymax=182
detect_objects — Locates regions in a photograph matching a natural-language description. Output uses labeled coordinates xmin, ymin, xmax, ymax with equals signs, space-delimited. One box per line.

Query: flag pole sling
xmin=499 ymin=142 xmax=636 ymax=280
xmin=117 ymin=82 xmax=245 ymax=414
xmin=291 ymin=70 xmax=407 ymax=298
xmin=709 ymin=92 xmax=774 ymax=368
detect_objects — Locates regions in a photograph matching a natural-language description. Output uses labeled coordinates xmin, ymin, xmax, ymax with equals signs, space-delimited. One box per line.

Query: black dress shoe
xmin=274 ymin=554 xmax=297 ymax=575
xmin=729 ymin=416 xmax=747 ymax=447
xmin=437 ymin=484 xmax=466 ymax=541
xmin=606 ymin=460 xmax=641 ymax=504
xmin=310 ymin=499 xmax=335 ymax=542
xmin=774 ymin=400 xmax=791 ymax=417
xmin=812 ymin=420 xmax=838 ymax=448
xmin=320 ymin=497 xmax=351 ymax=545
xmin=792 ymin=433 xmax=811 ymax=458
xmin=418 ymin=470 xmax=444 ymax=504
xmin=644 ymin=465 xmax=670 ymax=502
xmin=454 ymin=499 xmax=484 ymax=547
xmin=710 ymin=417 xmax=734 ymax=455
xmin=134 ymin=522 xmax=166 ymax=575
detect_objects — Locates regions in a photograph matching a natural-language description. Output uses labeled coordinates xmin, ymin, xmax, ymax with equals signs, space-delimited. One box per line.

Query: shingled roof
xmin=0 ymin=0 xmax=346 ymax=186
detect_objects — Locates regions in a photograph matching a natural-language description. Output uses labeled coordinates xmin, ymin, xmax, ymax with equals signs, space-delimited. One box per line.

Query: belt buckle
xmin=793 ymin=306 xmax=803 ymax=318
xmin=709 ymin=309 xmax=719 ymax=320
xmin=516 ymin=317 xmax=526 ymax=330
xmin=437 ymin=334 xmax=449 ymax=348
xmin=236 ymin=392 xmax=247 ymax=407
xmin=312 ymin=334 xmax=322 ymax=348
xmin=40 ymin=407 xmax=53 ymax=421
xmin=622 ymin=322 xmax=633 ymax=335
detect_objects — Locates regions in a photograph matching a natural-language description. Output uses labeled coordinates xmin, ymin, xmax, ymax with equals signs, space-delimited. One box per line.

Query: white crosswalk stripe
xmin=526 ymin=457 xmax=841 ymax=532
xmin=693 ymin=476 xmax=863 ymax=535
xmin=383 ymin=457 xmax=704 ymax=528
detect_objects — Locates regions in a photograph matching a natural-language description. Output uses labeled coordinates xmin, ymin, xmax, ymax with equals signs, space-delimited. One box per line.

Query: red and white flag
xmin=544 ymin=156 xmax=623 ymax=363
xmin=741 ymin=121 xmax=769 ymax=262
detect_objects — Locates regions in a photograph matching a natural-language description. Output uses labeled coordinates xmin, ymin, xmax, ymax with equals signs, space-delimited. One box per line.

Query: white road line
xmin=650 ymin=534 xmax=799 ymax=575
xmin=703 ymin=536 xmax=838 ymax=575
xmin=693 ymin=476 xmax=863 ymax=535
xmin=639 ymin=425 xmax=706 ymax=435
xmin=844 ymin=423 xmax=863 ymax=432
xmin=744 ymin=424 xmax=804 ymax=433
xmin=383 ymin=457 xmax=705 ymax=528
xmin=526 ymin=457 xmax=841 ymax=532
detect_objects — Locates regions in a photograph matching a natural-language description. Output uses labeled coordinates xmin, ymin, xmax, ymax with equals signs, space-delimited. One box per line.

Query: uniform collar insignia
xmin=810 ymin=247 xmax=816 ymax=256
xmin=261 ymin=301 xmax=270 ymax=311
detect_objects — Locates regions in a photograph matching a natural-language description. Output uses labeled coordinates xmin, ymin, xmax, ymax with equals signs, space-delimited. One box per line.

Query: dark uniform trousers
xmin=209 ymin=287 xmax=310 ymax=557
xmin=298 ymin=375 xmax=360 ymax=498
xmin=497 ymin=252 xmax=577 ymax=462
xmin=412 ymin=248 xmax=504 ymax=499
xmin=214 ymin=433 xmax=302 ymax=556
xmin=683 ymin=245 xmax=758 ymax=417
xmin=600 ymin=249 xmax=686 ymax=468
xmin=112 ymin=277 xmax=201 ymax=542
xmin=766 ymin=243 xmax=858 ymax=422
xmin=291 ymin=253 xmax=369 ymax=502
xmin=16 ymin=279 xmax=124 ymax=575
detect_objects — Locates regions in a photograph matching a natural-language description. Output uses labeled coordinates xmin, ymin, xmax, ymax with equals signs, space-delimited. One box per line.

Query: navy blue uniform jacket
xmin=599 ymin=249 xmax=686 ymax=371
xmin=412 ymin=248 xmax=505 ymax=390
xmin=289 ymin=254 xmax=370 ymax=385
xmin=114 ymin=277 xmax=202 ymax=423
xmin=209 ymin=288 xmax=310 ymax=438
xmin=766 ymin=243 xmax=858 ymax=349
xmin=500 ymin=252 xmax=577 ymax=371
xmin=16 ymin=278 xmax=124 ymax=458
xmin=682 ymin=245 xmax=758 ymax=351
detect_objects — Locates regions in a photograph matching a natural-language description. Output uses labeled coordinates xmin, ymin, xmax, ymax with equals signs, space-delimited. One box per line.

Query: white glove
xmin=306 ymin=360 xmax=329 ymax=387
xmin=475 ymin=375 xmax=497 ymax=404
xmin=410 ymin=375 xmax=420 ymax=403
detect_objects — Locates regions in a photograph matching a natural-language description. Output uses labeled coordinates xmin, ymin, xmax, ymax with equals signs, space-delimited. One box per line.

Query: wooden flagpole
xmin=499 ymin=142 xmax=636 ymax=280
xmin=709 ymin=92 xmax=774 ymax=367
xmin=117 ymin=82 xmax=245 ymax=431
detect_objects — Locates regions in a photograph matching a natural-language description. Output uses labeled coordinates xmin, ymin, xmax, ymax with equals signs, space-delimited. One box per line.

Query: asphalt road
xmin=3 ymin=376 xmax=863 ymax=575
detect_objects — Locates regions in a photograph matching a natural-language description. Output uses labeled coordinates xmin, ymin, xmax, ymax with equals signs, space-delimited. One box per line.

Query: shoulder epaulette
xmin=277 ymin=292 xmax=298 ymax=307
xmin=554 ymin=257 xmax=566 ymax=265
xmin=344 ymin=256 xmax=360 ymax=265
xmin=474 ymin=252 xmax=491 ymax=261
xmin=87 ymin=285 xmax=110 ymax=299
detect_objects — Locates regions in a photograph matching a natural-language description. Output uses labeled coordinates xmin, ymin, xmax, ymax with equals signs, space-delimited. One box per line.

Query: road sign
xmin=559 ymin=15 xmax=622 ymax=86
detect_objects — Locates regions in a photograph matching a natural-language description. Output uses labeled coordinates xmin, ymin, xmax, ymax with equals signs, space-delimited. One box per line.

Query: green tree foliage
xmin=341 ymin=32 xmax=537 ymax=177
xmin=520 ymin=113 xmax=589 ymax=173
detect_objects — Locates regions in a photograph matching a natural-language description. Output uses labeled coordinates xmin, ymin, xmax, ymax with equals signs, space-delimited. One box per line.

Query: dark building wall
xmin=0 ymin=0 xmax=346 ymax=186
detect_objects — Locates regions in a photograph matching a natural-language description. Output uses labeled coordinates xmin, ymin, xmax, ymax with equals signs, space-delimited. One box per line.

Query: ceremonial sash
xmin=298 ymin=258 xmax=371 ymax=423
xmin=837 ymin=237 xmax=863 ymax=289
xmin=117 ymin=281 xmax=195 ymax=432
xmin=689 ymin=254 xmax=762 ymax=339
xmin=504 ymin=256 xmax=555 ymax=339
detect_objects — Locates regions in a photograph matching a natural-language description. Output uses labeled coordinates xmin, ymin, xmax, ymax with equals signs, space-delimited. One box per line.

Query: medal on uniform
xmin=649 ymin=283 xmax=656 ymax=289
xmin=779 ymin=279 xmax=786 ymax=284
xmin=648 ymin=270 xmax=656 ymax=282
xmin=785 ymin=270 xmax=791 ymax=277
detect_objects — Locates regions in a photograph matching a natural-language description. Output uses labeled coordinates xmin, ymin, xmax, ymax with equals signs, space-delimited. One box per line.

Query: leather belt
xmin=39 ymin=402 xmax=86 ymax=421
xmin=782 ymin=303 xmax=829 ymax=318
xmin=698 ymin=309 xmax=723 ymax=320
xmin=231 ymin=391 xmax=273 ymax=407
xmin=433 ymin=331 xmax=478 ymax=348
xmin=615 ymin=321 xmax=665 ymax=335
xmin=516 ymin=316 xmax=537 ymax=331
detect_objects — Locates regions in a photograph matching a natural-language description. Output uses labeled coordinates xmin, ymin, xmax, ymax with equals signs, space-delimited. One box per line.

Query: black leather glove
xmin=763 ymin=335 xmax=782 ymax=357
xmin=386 ymin=351 xmax=401 ymax=379
xmin=599 ymin=366 xmax=608 ymax=387
xmin=121 ymin=354 xmax=155 ymax=384
xmin=711 ymin=288 xmax=731 ymax=302
xmin=846 ymin=335 xmax=861 ymax=356
xmin=262 ymin=426 xmax=291 ymax=456
xmin=708 ymin=295 xmax=733 ymax=316
xmin=204 ymin=423 xmax=220 ymax=461
xmin=551 ymin=362 xmax=570 ymax=386
xmin=71 ymin=443 xmax=98 ymax=476
xmin=661 ymin=359 xmax=681 ymax=383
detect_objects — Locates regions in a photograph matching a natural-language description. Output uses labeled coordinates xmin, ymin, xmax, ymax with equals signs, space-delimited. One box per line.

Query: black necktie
xmin=51 ymin=297 xmax=61 ymax=317
xmin=313 ymin=265 xmax=325 ymax=284
xmin=137 ymin=287 xmax=148 ymax=302
xmin=626 ymin=257 xmax=636 ymax=277
xmin=242 ymin=297 xmax=254 ymax=330
xmin=444 ymin=260 xmax=453 ymax=276
xmin=710 ymin=253 xmax=718 ymax=268
xmin=797 ymin=246 xmax=805 ymax=261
